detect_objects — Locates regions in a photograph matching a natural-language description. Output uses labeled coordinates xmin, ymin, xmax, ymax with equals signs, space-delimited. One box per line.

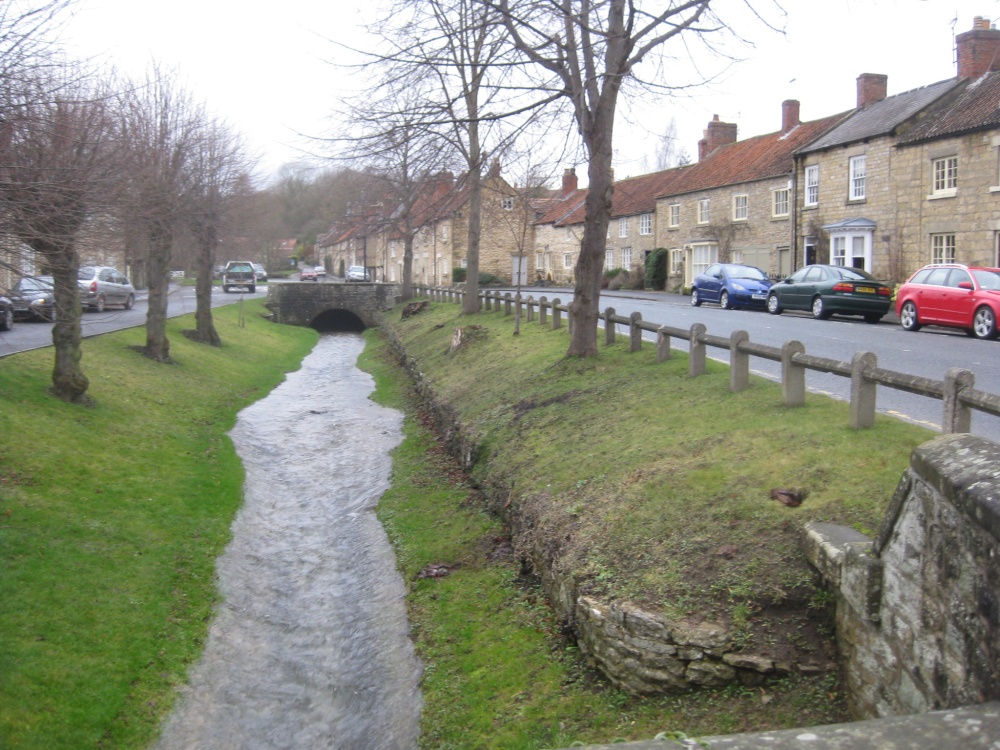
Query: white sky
xmin=59 ymin=0 xmax=1000 ymax=185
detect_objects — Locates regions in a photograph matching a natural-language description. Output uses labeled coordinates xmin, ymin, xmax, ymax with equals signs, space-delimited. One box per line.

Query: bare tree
xmin=0 ymin=69 xmax=116 ymax=402
xmin=183 ymin=118 xmax=252 ymax=345
xmin=118 ymin=69 xmax=203 ymax=363
xmin=494 ymin=0 xmax=755 ymax=356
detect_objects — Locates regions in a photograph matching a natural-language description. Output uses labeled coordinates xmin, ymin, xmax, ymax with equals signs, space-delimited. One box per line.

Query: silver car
xmin=78 ymin=266 xmax=135 ymax=312
xmin=346 ymin=265 xmax=369 ymax=282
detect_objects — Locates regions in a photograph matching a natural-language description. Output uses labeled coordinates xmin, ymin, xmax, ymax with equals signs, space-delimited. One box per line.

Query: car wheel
xmin=766 ymin=293 xmax=782 ymax=315
xmin=124 ymin=294 xmax=134 ymax=310
xmin=720 ymin=290 xmax=731 ymax=310
xmin=93 ymin=295 xmax=105 ymax=313
xmin=899 ymin=301 xmax=921 ymax=332
xmin=223 ymin=285 xmax=230 ymax=293
xmin=972 ymin=305 xmax=998 ymax=340
xmin=863 ymin=313 xmax=882 ymax=324
xmin=811 ymin=296 xmax=830 ymax=320
xmin=249 ymin=284 xmax=256 ymax=293
xmin=0 ymin=306 xmax=12 ymax=331
xmin=690 ymin=288 xmax=701 ymax=307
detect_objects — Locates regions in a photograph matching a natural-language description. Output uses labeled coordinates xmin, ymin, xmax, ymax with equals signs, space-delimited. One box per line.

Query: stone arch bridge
xmin=265 ymin=281 xmax=401 ymax=332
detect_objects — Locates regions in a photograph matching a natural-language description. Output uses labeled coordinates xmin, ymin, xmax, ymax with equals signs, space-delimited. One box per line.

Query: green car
xmin=766 ymin=264 xmax=893 ymax=324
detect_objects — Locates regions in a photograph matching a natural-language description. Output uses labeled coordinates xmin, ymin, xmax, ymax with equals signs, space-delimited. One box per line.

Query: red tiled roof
xmin=661 ymin=111 xmax=852 ymax=198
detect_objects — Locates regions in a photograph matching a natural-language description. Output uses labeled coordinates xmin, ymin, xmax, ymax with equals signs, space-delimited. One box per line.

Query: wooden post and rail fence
xmin=412 ymin=284 xmax=1000 ymax=436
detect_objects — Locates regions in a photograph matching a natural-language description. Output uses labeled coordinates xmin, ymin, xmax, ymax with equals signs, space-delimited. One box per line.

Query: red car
xmin=896 ymin=263 xmax=1000 ymax=339
xmin=299 ymin=267 xmax=318 ymax=282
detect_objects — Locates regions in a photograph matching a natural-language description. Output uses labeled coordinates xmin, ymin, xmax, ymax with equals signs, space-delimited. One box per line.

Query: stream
xmin=154 ymin=333 xmax=422 ymax=750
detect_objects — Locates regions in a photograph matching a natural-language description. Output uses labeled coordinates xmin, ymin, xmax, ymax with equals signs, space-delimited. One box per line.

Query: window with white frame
xmin=536 ymin=253 xmax=545 ymax=271
xmin=733 ymin=194 xmax=748 ymax=221
xmin=461 ymin=257 xmax=468 ymax=268
xmin=697 ymin=198 xmax=710 ymax=224
xmin=390 ymin=240 xmax=397 ymax=258
xmin=564 ymin=253 xmax=574 ymax=269
xmin=618 ymin=217 xmax=628 ymax=238
xmin=805 ymin=165 xmax=819 ymax=206
xmin=669 ymin=204 xmax=680 ymax=227
xmin=501 ymin=196 xmax=514 ymax=210
xmin=849 ymin=155 xmax=866 ymax=200
xmin=830 ymin=232 xmax=872 ymax=271
xmin=772 ymin=188 xmax=789 ymax=217
xmin=689 ymin=243 xmax=718 ymax=280
xmin=622 ymin=247 xmax=632 ymax=269
xmin=605 ymin=248 xmax=614 ymax=270
xmin=670 ymin=248 xmax=684 ymax=274
xmin=932 ymin=233 xmax=956 ymax=264
xmin=932 ymin=156 xmax=958 ymax=196
xmin=441 ymin=225 xmax=449 ymax=240
xmin=639 ymin=213 xmax=652 ymax=235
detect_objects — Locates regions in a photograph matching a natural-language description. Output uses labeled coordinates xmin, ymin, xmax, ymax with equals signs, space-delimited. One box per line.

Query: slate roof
xmin=798 ymin=78 xmax=963 ymax=154
xmin=897 ymin=71 xmax=1000 ymax=144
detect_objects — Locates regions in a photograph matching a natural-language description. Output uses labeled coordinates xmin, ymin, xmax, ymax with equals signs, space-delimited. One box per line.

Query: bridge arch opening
xmin=311 ymin=308 xmax=366 ymax=333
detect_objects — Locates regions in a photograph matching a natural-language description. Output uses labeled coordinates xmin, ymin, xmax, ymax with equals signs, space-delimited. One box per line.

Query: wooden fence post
xmin=630 ymin=312 xmax=642 ymax=352
xmin=782 ymin=341 xmax=806 ymax=407
xmin=656 ymin=326 xmax=671 ymax=362
xmin=730 ymin=330 xmax=750 ymax=391
xmin=539 ymin=296 xmax=548 ymax=325
xmin=943 ymin=368 xmax=975 ymax=434
xmin=605 ymin=307 xmax=616 ymax=346
xmin=552 ymin=298 xmax=562 ymax=329
xmin=849 ymin=351 xmax=878 ymax=429
xmin=484 ymin=292 xmax=492 ymax=311
xmin=504 ymin=293 xmax=512 ymax=317
xmin=526 ymin=296 xmax=535 ymax=323
xmin=689 ymin=323 xmax=706 ymax=377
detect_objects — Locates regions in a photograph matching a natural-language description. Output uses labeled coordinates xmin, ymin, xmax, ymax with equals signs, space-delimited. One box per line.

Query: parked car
xmin=896 ymin=263 xmax=1000 ymax=340
xmin=691 ymin=263 xmax=773 ymax=309
xmin=299 ymin=266 xmax=318 ymax=282
xmin=78 ymin=266 xmax=135 ymax=312
xmin=314 ymin=263 xmax=326 ymax=278
xmin=222 ymin=261 xmax=257 ymax=293
xmin=252 ymin=263 xmax=268 ymax=282
xmin=346 ymin=265 xmax=369 ymax=282
xmin=765 ymin=264 xmax=892 ymax=323
xmin=212 ymin=264 xmax=226 ymax=280
xmin=0 ymin=293 xmax=13 ymax=331
xmin=9 ymin=275 xmax=56 ymax=321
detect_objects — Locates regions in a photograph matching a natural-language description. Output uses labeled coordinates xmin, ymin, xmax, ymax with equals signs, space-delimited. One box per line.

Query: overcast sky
xmin=60 ymin=0 xmax=1000 ymax=185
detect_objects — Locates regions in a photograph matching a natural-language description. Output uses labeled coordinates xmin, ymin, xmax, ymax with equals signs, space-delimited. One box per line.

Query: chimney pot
xmin=956 ymin=18 xmax=1000 ymax=78
xmin=781 ymin=100 xmax=801 ymax=133
xmin=857 ymin=73 xmax=888 ymax=108
xmin=561 ymin=167 xmax=578 ymax=195
xmin=699 ymin=115 xmax=737 ymax=161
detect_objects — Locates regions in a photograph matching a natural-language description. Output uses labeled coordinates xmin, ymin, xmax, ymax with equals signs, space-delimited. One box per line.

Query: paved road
xmin=0 ymin=282 xmax=269 ymax=358
xmin=494 ymin=285 xmax=1000 ymax=442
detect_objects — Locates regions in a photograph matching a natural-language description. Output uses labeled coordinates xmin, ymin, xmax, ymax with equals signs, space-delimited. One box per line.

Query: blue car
xmin=691 ymin=263 xmax=773 ymax=310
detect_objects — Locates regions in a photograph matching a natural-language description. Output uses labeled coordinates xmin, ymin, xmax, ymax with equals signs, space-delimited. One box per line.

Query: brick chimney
xmin=956 ymin=16 xmax=1000 ymax=78
xmin=697 ymin=115 xmax=737 ymax=161
xmin=857 ymin=73 xmax=888 ymax=108
xmin=561 ymin=167 xmax=578 ymax=195
xmin=781 ymin=100 xmax=800 ymax=134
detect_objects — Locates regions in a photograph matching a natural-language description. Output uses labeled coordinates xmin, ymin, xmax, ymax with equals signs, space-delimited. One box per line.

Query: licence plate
xmin=855 ymin=286 xmax=876 ymax=294
xmin=752 ymin=293 xmax=766 ymax=300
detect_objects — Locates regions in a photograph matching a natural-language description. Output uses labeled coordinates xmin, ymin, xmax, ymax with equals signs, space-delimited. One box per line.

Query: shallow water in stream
xmin=154 ymin=333 xmax=422 ymax=750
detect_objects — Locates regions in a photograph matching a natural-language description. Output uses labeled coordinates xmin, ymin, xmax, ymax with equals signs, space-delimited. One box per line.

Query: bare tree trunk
xmin=568 ymin=110 xmax=615 ymax=357
xmin=47 ymin=241 xmax=89 ymax=402
xmin=193 ymin=225 xmax=221 ymax=345
xmin=462 ymin=166 xmax=483 ymax=314
xmin=401 ymin=235 xmax=414 ymax=300
xmin=145 ymin=221 xmax=172 ymax=362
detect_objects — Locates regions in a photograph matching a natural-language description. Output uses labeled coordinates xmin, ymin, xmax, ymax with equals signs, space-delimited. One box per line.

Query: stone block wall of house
xmin=796 ymin=136 xmax=899 ymax=280
xmin=534 ymin=222 xmax=582 ymax=285
xmin=605 ymin=213 xmax=657 ymax=279
xmin=893 ymin=133 xmax=1000 ymax=277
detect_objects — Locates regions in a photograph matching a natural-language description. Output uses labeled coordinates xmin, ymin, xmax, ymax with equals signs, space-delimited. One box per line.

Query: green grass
xmin=0 ymin=300 xmax=316 ymax=749
xmin=360 ymin=300 xmax=938 ymax=747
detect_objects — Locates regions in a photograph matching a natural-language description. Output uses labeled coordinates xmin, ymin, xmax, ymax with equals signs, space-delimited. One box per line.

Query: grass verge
xmin=0 ymin=299 xmax=316 ymax=749
xmin=361 ymin=300 xmax=937 ymax=747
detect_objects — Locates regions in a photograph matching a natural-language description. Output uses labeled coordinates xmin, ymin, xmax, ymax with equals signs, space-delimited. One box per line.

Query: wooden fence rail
xmin=411 ymin=285 xmax=1000 ymax=435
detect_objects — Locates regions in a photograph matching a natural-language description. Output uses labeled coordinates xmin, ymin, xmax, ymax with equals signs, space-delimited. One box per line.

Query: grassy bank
xmin=364 ymin=300 xmax=936 ymax=747
xmin=0 ymin=300 xmax=316 ymax=749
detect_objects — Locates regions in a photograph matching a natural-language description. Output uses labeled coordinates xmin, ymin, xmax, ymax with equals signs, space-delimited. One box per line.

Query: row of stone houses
xmin=315 ymin=17 xmax=1000 ymax=291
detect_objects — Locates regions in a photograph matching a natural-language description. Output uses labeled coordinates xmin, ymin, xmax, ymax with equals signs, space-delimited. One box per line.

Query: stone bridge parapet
xmin=265 ymin=281 xmax=400 ymax=329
